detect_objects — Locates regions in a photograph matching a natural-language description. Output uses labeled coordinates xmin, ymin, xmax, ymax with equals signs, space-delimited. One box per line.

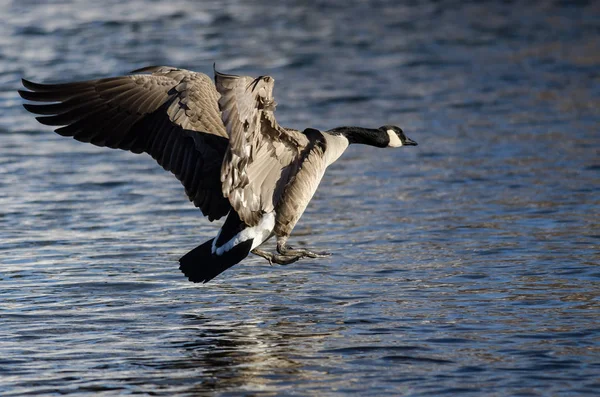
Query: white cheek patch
xmin=387 ymin=129 xmax=403 ymax=147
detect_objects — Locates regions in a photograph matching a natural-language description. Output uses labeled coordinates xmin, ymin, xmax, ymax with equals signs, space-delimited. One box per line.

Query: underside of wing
xmin=213 ymin=68 xmax=308 ymax=226
xmin=19 ymin=66 xmax=231 ymax=221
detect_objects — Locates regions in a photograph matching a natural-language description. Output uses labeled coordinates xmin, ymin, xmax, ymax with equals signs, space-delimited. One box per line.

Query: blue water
xmin=1 ymin=0 xmax=599 ymax=395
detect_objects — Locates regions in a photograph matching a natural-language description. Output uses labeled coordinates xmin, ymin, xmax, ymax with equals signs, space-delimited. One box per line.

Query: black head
xmin=379 ymin=125 xmax=418 ymax=148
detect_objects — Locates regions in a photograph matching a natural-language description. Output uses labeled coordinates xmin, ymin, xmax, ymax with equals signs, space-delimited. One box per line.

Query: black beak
xmin=404 ymin=137 xmax=418 ymax=146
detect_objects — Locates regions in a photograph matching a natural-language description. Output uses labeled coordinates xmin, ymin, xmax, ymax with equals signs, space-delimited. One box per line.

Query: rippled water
xmin=1 ymin=0 xmax=599 ymax=395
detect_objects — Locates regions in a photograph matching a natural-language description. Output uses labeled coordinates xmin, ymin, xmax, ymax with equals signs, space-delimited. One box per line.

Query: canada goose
xmin=19 ymin=66 xmax=417 ymax=283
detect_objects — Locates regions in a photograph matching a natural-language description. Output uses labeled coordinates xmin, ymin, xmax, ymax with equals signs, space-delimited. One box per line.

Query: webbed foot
xmin=251 ymin=249 xmax=303 ymax=266
xmin=276 ymin=243 xmax=331 ymax=258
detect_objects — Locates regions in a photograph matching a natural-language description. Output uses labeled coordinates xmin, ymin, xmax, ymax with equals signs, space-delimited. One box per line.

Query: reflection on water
xmin=174 ymin=314 xmax=328 ymax=393
xmin=1 ymin=0 xmax=600 ymax=395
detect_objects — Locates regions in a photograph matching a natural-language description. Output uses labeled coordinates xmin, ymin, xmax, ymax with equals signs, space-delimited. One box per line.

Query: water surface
xmin=1 ymin=0 xmax=599 ymax=395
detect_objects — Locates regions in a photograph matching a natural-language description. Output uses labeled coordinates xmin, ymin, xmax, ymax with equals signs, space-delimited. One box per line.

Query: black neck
xmin=328 ymin=126 xmax=387 ymax=147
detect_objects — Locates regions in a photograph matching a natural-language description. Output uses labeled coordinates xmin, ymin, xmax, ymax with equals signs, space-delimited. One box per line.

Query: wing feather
xmin=214 ymin=68 xmax=308 ymax=225
xmin=19 ymin=67 xmax=230 ymax=221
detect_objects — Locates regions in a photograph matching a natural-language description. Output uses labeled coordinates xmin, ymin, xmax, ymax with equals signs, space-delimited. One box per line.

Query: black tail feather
xmin=179 ymin=238 xmax=253 ymax=283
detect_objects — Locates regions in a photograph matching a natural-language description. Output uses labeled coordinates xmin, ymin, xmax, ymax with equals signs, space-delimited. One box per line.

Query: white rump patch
xmin=213 ymin=212 xmax=275 ymax=256
xmin=387 ymin=129 xmax=403 ymax=147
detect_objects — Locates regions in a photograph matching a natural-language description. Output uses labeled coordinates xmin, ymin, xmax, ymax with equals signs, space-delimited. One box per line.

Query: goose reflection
xmin=171 ymin=313 xmax=336 ymax=393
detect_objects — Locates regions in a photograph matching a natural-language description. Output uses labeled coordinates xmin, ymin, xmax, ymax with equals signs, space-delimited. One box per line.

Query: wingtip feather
xmin=21 ymin=78 xmax=34 ymax=89
xmin=22 ymin=103 xmax=41 ymax=114
xmin=21 ymin=78 xmax=61 ymax=92
xmin=17 ymin=89 xmax=31 ymax=100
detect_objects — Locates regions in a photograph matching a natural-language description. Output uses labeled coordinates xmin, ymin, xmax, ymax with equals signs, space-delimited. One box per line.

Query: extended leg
xmin=251 ymin=248 xmax=303 ymax=266
xmin=276 ymin=236 xmax=331 ymax=258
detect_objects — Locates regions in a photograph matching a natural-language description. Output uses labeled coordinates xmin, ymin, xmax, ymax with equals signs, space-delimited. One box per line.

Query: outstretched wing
xmin=19 ymin=66 xmax=231 ymax=221
xmin=214 ymin=68 xmax=309 ymax=226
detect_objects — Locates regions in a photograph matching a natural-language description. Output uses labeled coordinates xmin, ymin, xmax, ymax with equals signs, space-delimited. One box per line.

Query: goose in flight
xmin=19 ymin=66 xmax=417 ymax=283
